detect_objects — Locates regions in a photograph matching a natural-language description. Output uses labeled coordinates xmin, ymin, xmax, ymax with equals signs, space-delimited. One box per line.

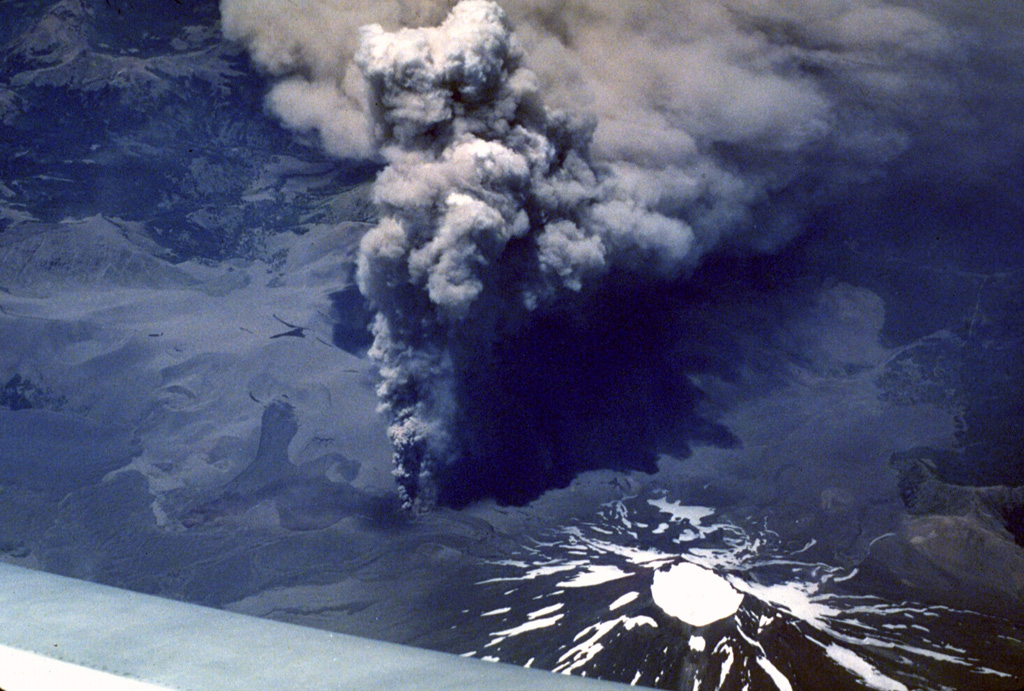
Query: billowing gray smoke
xmin=353 ymin=1 xmax=713 ymax=505
xmin=222 ymin=0 xmax=1023 ymax=506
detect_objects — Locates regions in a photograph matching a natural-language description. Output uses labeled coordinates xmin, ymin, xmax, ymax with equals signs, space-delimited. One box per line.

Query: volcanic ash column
xmin=354 ymin=0 xmax=698 ymax=507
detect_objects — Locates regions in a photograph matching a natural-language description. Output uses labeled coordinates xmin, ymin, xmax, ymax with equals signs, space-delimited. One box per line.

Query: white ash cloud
xmin=220 ymin=0 xmax=962 ymax=223
xmin=221 ymin=0 xmax=1022 ymax=506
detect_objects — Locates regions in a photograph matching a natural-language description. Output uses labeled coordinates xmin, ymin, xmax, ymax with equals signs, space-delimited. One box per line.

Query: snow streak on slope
xmin=464 ymin=494 xmax=1022 ymax=690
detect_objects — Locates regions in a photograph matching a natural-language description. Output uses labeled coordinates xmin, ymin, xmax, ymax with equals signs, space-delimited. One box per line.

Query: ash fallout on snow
xmin=221 ymin=0 xmax=1024 ymax=507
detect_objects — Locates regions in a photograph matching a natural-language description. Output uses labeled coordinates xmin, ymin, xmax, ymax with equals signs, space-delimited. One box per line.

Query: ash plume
xmin=353 ymin=0 xmax=706 ymax=506
xmin=221 ymin=0 xmax=1024 ymax=507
